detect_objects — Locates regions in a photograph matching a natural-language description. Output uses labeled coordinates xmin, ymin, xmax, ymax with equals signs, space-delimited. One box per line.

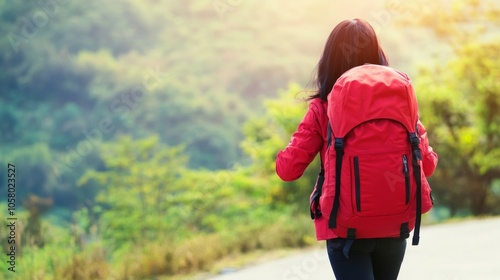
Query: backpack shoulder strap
xmin=410 ymin=132 xmax=423 ymax=245
xmin=328 ymin=137 xmax=344 ymax=229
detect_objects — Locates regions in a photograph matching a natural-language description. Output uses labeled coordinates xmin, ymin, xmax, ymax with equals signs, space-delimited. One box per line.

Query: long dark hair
xmin=310 ymin=19 xmax=388 ymax=101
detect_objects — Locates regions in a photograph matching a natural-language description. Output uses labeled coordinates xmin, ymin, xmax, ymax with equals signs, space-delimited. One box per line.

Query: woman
xmin=275 ymin=19 xmax=438 ymax=280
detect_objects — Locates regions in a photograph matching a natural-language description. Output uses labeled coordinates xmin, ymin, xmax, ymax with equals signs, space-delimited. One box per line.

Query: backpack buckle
xmin=409 ymin=133 xmax=420 ymax=146
xmin=409 ymin=133 xmax=422 ymax=160
xmin=334 ymin=138 xmax=344 ymax=151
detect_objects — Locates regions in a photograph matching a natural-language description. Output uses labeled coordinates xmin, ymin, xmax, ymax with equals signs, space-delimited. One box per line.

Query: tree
xmin=397 ymin=0 xmax=500 ymax=215
xmin=77 ymin=136 xmax=188 ymax=247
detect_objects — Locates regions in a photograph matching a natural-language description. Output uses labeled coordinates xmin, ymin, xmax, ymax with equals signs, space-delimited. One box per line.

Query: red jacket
xmin=276 ymin=98 xmax=438 ymax=240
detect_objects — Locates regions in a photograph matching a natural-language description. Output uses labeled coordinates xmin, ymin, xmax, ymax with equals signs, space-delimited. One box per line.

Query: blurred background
xmin=0 ymin=0 xmax=498 ymax=279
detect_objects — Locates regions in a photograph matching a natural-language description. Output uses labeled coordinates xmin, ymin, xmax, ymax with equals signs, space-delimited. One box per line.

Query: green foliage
xmin=1 ymin=0 xmax=499 ymax=279
xmin=0 ymin=143 xmax=55 ymax=200
xmin=400 ymin=0 xmax=500 ymax=215
xmin=65 ymin=133 xmax=315 ymax=278
xmin=0 ymin=203 xmax=80 ymax=279
xmin=241 ymin=84 xmax=322 ymax=208
xmin=1 ymin=0 xmax=451 ymax=213
xmin=77 ymin=135 xmax=188 ymax=247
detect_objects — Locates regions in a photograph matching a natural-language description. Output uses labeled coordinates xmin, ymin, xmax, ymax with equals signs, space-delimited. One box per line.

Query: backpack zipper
xmin=354 ymin=156 xmax=361 ymax=211
xmin=402 ymin=155 xmax=410 ymax=204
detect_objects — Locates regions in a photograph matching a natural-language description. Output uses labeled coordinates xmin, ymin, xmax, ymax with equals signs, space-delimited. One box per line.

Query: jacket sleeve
xmin=418 ymin=120 xmax=438 ymax=177
xmin=276 ymin=102 xmax=324 ymax=182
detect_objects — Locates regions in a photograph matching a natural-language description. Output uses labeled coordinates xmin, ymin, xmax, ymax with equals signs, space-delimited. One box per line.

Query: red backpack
xmin=322 ymin=64 xmax=433 ymax=246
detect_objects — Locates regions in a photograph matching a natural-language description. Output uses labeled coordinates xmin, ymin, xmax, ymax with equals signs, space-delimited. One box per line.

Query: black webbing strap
xmin=400 ymin=222 xmax=410 ymax=239
xmin=342 ymin=228 xmax=356 ymax=259
xmin=327 ymin=124 xmax=332 ymax=147
xmin=310 ymin=162 xmax=325 ymax=219
xmin=409 ymin=133 xmax=422 ymax=245
xmin=329 ymin=138 xmax=344 ymax=229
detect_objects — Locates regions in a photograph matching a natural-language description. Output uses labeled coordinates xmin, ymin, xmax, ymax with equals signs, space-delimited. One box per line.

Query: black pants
xmin=326 ymin=238 xmax=406 ymax=280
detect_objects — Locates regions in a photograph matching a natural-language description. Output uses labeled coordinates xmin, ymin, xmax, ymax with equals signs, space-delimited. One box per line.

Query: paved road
xmin=206 ymin=217 xmax=500 ymax=280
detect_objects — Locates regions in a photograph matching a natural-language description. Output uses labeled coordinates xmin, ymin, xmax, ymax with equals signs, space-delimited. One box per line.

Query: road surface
xmin=206 ymin=217 xmax=500 ymax=280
